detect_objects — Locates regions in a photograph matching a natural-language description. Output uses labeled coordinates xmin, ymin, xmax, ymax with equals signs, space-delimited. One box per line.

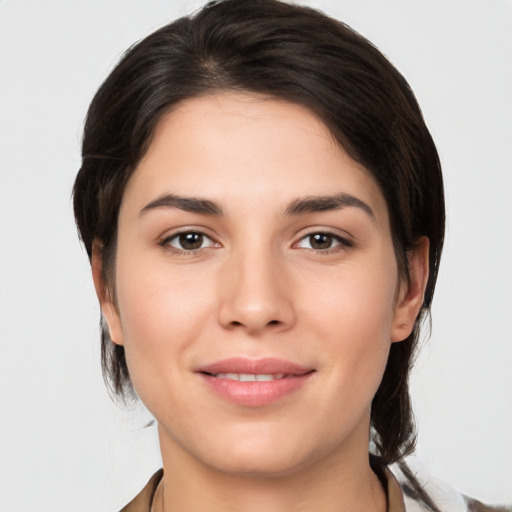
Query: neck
xmin=155 ymin=426 xmax=386 ymax=512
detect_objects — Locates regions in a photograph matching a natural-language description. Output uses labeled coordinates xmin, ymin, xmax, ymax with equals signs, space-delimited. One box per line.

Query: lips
xmin=198 ymin=357 xmax=312 ymax=376
xmin=197 ymin=358 xmax=315 ymax=407
xmin=214 ymin=373 xmax=286 ymax=381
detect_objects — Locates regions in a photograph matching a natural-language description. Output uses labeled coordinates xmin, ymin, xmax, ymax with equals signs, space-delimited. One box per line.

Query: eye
xmin=296 ymin=232 xmax=351 ymax=251
xmin=163 ymin=231 xmax=216 ymax=252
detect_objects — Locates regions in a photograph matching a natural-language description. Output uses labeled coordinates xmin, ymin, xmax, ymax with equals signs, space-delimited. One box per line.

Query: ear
xmin=391 ymin=237 xmax=430 ymax=343
xmin=91 ymin=240 xmax=124 ymax=346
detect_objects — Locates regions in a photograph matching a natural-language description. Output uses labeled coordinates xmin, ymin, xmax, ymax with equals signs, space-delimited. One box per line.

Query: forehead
xmin=122 ymin=92 xmax=389 ymax=226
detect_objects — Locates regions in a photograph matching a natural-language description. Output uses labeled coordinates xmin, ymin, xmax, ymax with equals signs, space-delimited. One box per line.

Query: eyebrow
xmin=140 ymin=192 xmax=374 ymax=219
xmin=285 ymin=193 xmax=375 ymax=219
xmin=140 ymin=193 xmax=223 ymax=216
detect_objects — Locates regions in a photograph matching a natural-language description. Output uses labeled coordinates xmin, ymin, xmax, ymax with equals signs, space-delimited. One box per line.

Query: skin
xmin=93 ymin=93 xmax=428 ymax=512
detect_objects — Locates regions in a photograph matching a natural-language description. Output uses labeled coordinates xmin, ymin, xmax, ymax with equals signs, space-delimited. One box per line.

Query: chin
xmin=205 ymin=450 xmax=310 ymax=479
xmin=190 ymin=425 xmax=332 ymax=479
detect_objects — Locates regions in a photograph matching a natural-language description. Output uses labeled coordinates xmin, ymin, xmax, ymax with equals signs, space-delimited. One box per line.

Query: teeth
xmin=258 ymin=373 xmax=285 ymax=381
xmin=214 ymin=373 xmax=286 ymax=381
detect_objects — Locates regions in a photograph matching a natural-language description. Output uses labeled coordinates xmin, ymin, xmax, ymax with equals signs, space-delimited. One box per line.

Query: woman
xmin=72 ymin=1 xmax=507 ymax=511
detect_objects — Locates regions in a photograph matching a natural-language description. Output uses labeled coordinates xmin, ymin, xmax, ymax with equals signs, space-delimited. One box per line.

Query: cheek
xmin=304 ymin=263 xmax=397 ymax=387
xmin=114 ymin=254 xmax=217 ymax=389
xmin=306 ymin=260 xmax=398 ymax=335
xmin=117 ymin=248 xmax=214 ymax=330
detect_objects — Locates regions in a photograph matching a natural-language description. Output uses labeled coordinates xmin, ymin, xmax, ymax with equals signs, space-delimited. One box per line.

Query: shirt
xmin=119 ymin=465 xmax=511 ymax=512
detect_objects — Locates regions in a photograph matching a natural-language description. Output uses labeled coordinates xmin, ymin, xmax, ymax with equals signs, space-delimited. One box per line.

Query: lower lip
xmin=199 ymin=373 xmax=313 ymax=407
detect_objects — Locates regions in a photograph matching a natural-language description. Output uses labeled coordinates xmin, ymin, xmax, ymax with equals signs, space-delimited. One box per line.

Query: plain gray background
xmin=1 ymin=1 xmax=511 ymax=510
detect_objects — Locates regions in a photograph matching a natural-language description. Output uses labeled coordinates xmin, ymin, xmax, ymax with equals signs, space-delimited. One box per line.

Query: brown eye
xmin=178 ymin=232 xmax=204 ymax=250
xmin=308 ymin=233 xmax=334 ymax=250
xmin=296 ymin=232 xmax=351 ymax=252
xmin=164 ymin=231 xmax=216 ymax=252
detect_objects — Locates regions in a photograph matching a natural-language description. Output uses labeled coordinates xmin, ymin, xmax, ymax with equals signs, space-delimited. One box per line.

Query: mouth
xmin=206 ymin=372 xmax=288 ymax=381
xmin=197 ymin=357 xmax=313 ymax=376
xmin=197 ymin=358 xmax=315 ymax=407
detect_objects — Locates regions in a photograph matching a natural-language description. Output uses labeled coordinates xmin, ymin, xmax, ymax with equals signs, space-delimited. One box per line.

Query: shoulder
xmin=389 ymin=458 xmax=512 ymax=512
xmin=119 ymin=469 xmax=163 ymax=512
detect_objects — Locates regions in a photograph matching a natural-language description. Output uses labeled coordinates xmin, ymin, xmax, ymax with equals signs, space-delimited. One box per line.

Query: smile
xmin=210 ymin=373 xmax=286 ymax=381
xmin=197 ymin=358 xmax=315 ymax=407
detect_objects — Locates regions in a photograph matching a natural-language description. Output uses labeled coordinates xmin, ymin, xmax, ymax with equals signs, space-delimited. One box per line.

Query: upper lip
xmin=197 ymin=357 xmax=313 ymax=376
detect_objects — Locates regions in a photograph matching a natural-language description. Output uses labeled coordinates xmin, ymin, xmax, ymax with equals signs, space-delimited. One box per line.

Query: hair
xmin=73 ymin=0 xmax=445 ymax=472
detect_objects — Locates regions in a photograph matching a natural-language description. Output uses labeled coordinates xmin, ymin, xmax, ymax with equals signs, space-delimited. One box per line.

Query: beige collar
xmin=121 ymin=466 xmax=406 ymax=512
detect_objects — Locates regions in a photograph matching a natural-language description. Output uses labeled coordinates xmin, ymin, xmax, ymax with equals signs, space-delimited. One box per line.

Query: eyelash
xmin=294 ymin=231 xmax=353 ymax=254
xmin=159 ymin=229 xmax=353 ymax=256
xmin=160 ymin=230 xmax=218 ymax=255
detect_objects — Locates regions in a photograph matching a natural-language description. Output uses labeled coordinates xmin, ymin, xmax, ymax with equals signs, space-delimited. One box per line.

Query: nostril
xmin=229 ymin=319 xmax=280 ymax=328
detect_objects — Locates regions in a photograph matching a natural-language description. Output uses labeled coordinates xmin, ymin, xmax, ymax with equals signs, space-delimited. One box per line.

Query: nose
xmin=217 ymin=248 xmax=296 ymax=335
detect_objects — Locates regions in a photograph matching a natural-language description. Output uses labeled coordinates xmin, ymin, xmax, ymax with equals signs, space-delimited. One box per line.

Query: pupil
xmin=310 ymin=233 xmax=332 ymax=250
xmin=179 ymin=233 xmax=203 ymax=250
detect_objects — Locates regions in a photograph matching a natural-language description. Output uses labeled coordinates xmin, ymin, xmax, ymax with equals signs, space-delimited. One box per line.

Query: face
xmin=95 ymin=93 xmax=426 ymax=478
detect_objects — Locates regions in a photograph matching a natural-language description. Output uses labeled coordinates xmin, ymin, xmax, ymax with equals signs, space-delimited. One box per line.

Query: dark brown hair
xmin=73 ymin=0 xmax=445 ymax=468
